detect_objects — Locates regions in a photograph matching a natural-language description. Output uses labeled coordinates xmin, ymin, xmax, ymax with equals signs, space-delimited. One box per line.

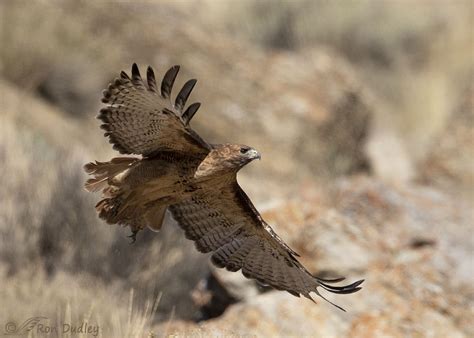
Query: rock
xmin=366 ymin=112 xmax=416 ymax=183
xmin=419 ymin=85 xmax=474 ymax=198
xmin=156 ymin=176 xmax=473 ymax=337
xmin=191 ymin=269 xmax=239 ymax=321
xmin=194 ymin=48 xmax=374 ymax=185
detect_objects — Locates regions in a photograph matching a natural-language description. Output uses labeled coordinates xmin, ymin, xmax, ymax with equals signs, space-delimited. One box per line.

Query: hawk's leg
xmin=128 ymin=229 xmax=139 ymax=244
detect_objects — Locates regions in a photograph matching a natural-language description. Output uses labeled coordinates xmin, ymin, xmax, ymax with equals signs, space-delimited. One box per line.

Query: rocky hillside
xmin=160 ymin=176 xmax=473 ymax=336
xmin=0 ymin=1 xmax=472 ymax=337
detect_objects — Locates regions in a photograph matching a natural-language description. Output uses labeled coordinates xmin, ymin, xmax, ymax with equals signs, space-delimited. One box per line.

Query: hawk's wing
xmin=99 ymin=64 xmax=210 ymax=157
xmin=169 ymin=181 xmax=363 ymax=310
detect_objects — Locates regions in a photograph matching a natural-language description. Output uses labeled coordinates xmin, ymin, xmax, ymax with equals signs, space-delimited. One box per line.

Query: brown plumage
xmin=84 ymin=64 xmax=363 ymax=310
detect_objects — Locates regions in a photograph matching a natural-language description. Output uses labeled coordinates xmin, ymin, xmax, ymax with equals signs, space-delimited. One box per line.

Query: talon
xmin=128 ymin=229 xmax=139 ymax=244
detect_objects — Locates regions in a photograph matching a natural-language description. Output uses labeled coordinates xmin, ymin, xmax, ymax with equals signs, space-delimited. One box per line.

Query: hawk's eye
xmin=240 ymin=147 xmax=249 ymax=154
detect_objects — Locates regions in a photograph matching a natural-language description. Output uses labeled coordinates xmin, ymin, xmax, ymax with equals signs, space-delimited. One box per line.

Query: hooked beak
xmin=249 ymin=149 xmax=261 ymax=161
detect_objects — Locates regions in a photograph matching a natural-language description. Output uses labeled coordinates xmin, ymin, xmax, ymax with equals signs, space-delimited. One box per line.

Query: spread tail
xmin=84 ymin=157 xmax=138 ymax=192
xmin=84 ymin=156 xmax=167 ymax=234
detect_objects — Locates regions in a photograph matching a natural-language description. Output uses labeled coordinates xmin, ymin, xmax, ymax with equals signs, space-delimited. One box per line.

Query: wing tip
xmin=131 ymin=63 xmax=140 ymax=76
xmin=175 ymin=78 xmax=198 ymax=112
xmin=318 ymin=277 xmax=365 ymax=294
xmin=161 ymin=65 xmax=181 ymax=99
xmin=182 ymin=102 xmax=201 ymax=125
xmin=287 ymin=290 xmax=301 ymax=297
xmin=146 ymin=66 xmax=158 ymax=92
xmin=120 ymin=70 xmax=130 ymax=80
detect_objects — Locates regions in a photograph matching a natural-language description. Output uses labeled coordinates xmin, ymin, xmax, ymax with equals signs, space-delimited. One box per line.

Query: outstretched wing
xmin=99 ymin=64 xmax=210 ymax=157
xmin=169 ymin=181 xmax=364 ymax=311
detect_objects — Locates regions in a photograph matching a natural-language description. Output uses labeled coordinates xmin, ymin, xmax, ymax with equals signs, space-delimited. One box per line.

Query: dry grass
xmin=0 ymin=114 xmax=209 ymax=326
xmin=0 ymin=266 xmax=160 ymax=337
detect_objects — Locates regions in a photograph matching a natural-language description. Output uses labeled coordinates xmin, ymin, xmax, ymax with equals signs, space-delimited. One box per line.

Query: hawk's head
xmin=218 ymin=144 xmax=261 ymax=168
xmin=197 ymin=144 xmax=261 ymax=177
xmin=230 ymin=144 xmax=261 ymax=167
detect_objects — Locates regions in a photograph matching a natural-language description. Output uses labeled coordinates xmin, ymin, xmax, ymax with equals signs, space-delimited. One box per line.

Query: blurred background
xmin=0 ymin=0 xmax=472 ymax=336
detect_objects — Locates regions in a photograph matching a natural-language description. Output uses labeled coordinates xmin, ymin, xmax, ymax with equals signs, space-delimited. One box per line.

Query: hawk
xmin=84 ymin=64 xmax=363 ymax=310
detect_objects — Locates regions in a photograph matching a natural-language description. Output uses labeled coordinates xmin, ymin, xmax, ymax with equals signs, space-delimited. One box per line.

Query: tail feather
xmin=84 ymin=156 xmax=138 ymax=225
xmin=144 ymin=205 xmax=167 ymax=232
xmin=85 ymin=156 xmax=168 ymax=236
xmin=84 ymin=157 xmax=138 ymax=192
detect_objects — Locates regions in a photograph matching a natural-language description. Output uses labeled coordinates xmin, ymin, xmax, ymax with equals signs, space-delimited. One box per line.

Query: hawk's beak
xmin=249 ymin=149 xmax=261 ymax=161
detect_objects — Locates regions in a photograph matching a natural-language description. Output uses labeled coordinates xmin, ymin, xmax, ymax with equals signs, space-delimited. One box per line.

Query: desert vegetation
xmin=0 ymin=1 xmax=472 ymax=337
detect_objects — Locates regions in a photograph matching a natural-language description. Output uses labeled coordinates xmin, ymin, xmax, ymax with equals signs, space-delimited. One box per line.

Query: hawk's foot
xmin=128 ymin=229 xmax=139 ymax=244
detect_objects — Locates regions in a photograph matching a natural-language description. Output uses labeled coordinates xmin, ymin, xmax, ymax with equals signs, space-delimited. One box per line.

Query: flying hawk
xmin=84 ymin=64 xmax=363 ymax=310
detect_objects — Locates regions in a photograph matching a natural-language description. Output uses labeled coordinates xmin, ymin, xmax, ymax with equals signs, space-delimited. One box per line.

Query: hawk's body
xmin=84 ymin=64 xmax=363 ymax=310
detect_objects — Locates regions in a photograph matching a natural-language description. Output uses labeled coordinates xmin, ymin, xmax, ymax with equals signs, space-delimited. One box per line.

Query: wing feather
xmin=131 ymin=63 xmax=145 ymax=87
xmin=175 ymin=79 xmax=197 ymax=112
xmin=146 ymin=66 xmax=158 ymax=93
xmin=182 ymin=102 xmax=201 ymax=125
xmin=196 ymin=224 xmax=240 ymax=253
xmin=220 ymin=237 xmax=258 ymax=272
xmin=99 ymin=64 xmax=208 ymax=157
xmin=169 ymin=180 xmax=363 ymax=311
xmin=161 ymin=65 xmax=180 ymax=99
